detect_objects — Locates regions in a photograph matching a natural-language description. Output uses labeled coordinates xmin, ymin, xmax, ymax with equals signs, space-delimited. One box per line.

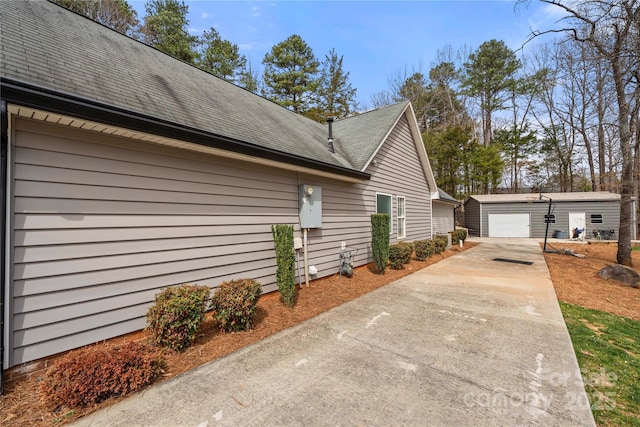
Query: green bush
xmin=414 ymin=239 xmax=434 ymax=261
xmin=210 ymin=279 xmax=262 ymax=332
xmin=371 ymin=214 xmax=390 ymax=274
xmin=40 ymin=342 xmax=163 ymax=408
xmin=451 ymin=229 xmax=467 ymax=245
xmin=397 ymin=241 xmax=414 ymax=263
xmin=434 ymin=235 xmax=448 ymax=254
xmin=271 ymin=224 xmax=296 ymax=307
xmin=146 ymin=284 xmax=210 ymax=351
xmin=388 ymin=244 xmax=405 ymax=269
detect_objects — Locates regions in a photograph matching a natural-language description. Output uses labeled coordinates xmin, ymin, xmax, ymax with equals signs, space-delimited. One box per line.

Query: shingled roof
xmin=1 ymin=0 xmax=427 ymax=181
xmin=332 ymin=102 xmax=409 ymax=170
xmin=469 ymin=192 xmax=621 ymax=203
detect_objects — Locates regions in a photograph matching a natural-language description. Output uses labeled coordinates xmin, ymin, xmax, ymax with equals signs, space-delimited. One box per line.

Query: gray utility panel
xmin=299 ymin=185 xmax=322 ymax=228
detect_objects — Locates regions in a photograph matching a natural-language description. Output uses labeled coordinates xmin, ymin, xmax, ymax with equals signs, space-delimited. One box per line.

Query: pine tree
xmin=141 ymin=0 xmax=199 ymax=64
xmin=262 ymin=35 xmax=320 ymax=114
xmin=315 ymin=49 xmax=357 ymax=120
xmin=198 ymin=28 xmax=247 ymax=83
xmin=462 ymin=39 xmax=521 ymax=146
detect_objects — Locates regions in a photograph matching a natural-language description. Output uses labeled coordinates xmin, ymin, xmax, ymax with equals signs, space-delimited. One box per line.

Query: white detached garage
xmin=464 ymin=192 xmax=635 ymax=239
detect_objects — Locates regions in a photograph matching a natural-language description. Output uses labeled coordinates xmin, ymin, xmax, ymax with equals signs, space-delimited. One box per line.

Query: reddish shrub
xmin=211 ymin=279 xmax=262 ymax=332
xmin=146 ymin=284 xmax=210 ymax=351
xmin=40 ymin=342 xmax=164 ymax=408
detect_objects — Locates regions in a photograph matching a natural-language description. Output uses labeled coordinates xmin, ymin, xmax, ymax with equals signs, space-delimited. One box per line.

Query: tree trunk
xmin=483 ymin=111 xmax=492 ymax=147
xmin=633 ymin=117 xmax=640 ymax=240
xmin=613 ymin=59 xmax=632 ymax=266
xmin=582 ymin=129 xmax=597 ymax=191
xmin=596 ymin=64 xmax=607 ymax=191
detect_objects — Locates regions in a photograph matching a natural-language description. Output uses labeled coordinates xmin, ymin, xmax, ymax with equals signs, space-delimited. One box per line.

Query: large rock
xmin=598 ymin=264 xmax=640 ymax=288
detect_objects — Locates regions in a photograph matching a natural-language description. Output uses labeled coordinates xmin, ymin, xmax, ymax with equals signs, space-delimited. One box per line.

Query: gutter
xmin=0 ymin=78 xmax=370 ymax=182
xmin=0 ymin=100 xmax=7 ymax=392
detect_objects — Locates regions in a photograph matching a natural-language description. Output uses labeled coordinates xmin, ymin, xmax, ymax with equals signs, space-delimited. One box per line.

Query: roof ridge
xmin=335 ymin=100 xmax=409 ymax=123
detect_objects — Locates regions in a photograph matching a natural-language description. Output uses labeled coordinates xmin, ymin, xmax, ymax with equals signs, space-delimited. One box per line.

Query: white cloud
xmin=201 ymin=12 xmax=210 ymax=19
xmin=251 ymin=5 xmax=260 ymax=17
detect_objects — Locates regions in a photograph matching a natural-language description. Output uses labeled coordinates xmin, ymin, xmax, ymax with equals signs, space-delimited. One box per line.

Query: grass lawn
xmin=560 ymin=302 xmax=640 ymax=426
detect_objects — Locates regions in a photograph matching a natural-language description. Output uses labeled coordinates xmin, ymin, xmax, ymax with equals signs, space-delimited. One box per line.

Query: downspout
xmin=1 ymin=100 xmax=8 ymax=392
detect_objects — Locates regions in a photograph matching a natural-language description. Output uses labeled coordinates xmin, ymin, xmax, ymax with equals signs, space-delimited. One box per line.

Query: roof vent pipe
xmin=326 ymin=116 xmax=335 ymax=153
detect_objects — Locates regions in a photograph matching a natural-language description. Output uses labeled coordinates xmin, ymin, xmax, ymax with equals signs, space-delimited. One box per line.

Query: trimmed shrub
xmin=40 ymin=342 xmax=163 ymax=408
xmin=210 ymin=279 xmax=262 ymax=332
xmin=434 ymin=235 xmax=448 ymax=254
xmin=371 ymin=214 xmax=390 ymax=274
xmin=397 ymin=241 xmax=414 ymax=264
xmin=271 ymin=224 xmax=296 ymax=307
xmin=414 ymin=239 xmax=434 ymax=261
xmin=388 ymin=244 xmax=405 ymax=270
xmin=451 ymin=229 xmax=468 ymax=245
xmin=146 ymin=284 xmax=210 ymax=351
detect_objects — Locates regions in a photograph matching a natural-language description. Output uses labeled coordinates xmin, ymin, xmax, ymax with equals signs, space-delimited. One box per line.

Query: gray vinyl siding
xmin=432 ymin=202 xmax=455 ymax=234
xmin=464 ymin=198 xmax=481 ymax=236
xmin=11 ymin=119 xmax=297 ymax=364
xmin=8 ymin=112 xmax=432 ymax=366
xmin=472 ymin=200 xmax=623 ymax=238
xmin=363 ymin=115 xmax=432 ymax=244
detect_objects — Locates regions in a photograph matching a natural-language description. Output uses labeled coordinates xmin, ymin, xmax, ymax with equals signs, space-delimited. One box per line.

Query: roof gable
xmin=332 ymin=102 xmax=408 ymax=170
xmin=334 ymin=102 xmax=437 ymax=196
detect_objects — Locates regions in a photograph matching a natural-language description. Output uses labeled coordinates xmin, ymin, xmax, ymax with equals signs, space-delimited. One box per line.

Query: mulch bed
xmin=542 ymin=242 xmax=640 ymax=321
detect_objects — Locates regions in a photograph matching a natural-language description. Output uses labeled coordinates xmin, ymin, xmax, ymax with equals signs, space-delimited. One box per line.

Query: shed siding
xmin=432 ymin=202 xmax=454 ymax=234
xmin=464 ymin=198 xmax=481 ymax=236
xmin=9 ymin=112 xmax=432 ymax=366
xmin=476 ymin=200 xmax=622 ymax=238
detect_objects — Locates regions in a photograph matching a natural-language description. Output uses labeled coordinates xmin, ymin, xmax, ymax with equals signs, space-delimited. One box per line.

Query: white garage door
xmin=488 ymin=213 xmax=530 ymax=237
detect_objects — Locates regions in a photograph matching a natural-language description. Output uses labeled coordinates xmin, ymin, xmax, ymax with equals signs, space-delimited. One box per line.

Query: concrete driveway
xmin=74 ymin=239 xmax=595 ymax=427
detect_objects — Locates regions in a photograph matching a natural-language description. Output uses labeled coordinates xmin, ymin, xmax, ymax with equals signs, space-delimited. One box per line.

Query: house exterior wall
xmin=471 ymin=199 xmax=623 ymax=238
xmin=432 ymin=202 xmax=455 ymax=234
xmin=7 ymin=112 xmax=432 ymax=366
xmin=362 ymin=114 xmax=432 ymax=244
xmin=464 ymin=198 xmax=481 ymax=236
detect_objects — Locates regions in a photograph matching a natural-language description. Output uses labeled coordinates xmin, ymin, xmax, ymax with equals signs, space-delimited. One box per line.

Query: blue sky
xmin=129 ymin=1 xmax=564 ymax=109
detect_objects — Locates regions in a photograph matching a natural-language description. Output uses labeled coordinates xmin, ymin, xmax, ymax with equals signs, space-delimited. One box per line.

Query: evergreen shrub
xmin=271 ymin=224 xmax=296 ymax=307
xmin=210 ymin=278 xmax=262 ymax=332
xmin=451 ymin=229 xmax=468 ymax=245
xmin=414 ymin=239 xmax=434 ymax=261
xmin=146 ymin=284 xmax=210 ymax=351
xmin=434 ymin=235 xmax=448 ymax=253
xmin=371 ymin=214 xmax=390 ymax=274
xmin=396 ymin=241 xmax=414 ymax=263
xmin=388 ymin=244 xmax=405 ymax=269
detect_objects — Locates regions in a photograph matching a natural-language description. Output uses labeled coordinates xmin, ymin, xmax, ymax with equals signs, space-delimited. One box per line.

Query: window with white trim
xmin=376 ymin=193 xmax=392 ymax=234
xmin=397 ymin=196 xmax=406 ymax=238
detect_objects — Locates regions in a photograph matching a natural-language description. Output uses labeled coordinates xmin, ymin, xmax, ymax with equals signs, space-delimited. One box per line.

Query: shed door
xmin=488 ymin=213 xmax=530 ymax=237
xmin=569 ymin=212 xmax=586 ymax=238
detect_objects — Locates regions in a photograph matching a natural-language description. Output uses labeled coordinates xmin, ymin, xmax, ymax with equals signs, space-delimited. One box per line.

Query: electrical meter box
xmin=299 ymin=185 xmax=322 ymax=228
